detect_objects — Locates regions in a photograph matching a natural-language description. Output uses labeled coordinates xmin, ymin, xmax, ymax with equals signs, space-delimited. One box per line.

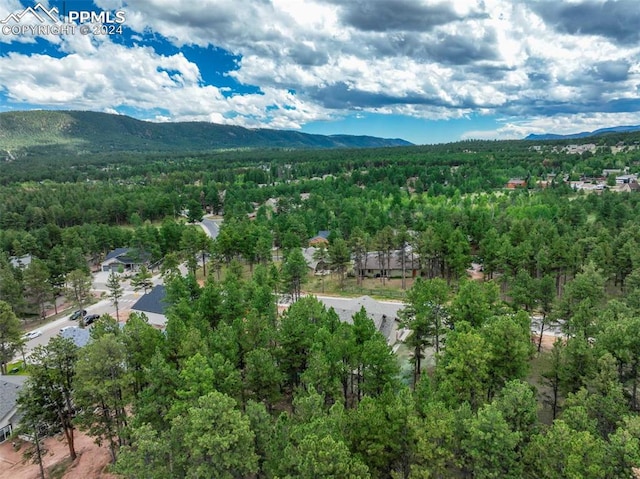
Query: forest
xmin=2 ymin=134 xmax=640 ymax=478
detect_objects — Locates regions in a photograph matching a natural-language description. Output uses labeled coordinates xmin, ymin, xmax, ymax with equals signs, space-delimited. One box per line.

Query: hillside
xmin=524 ymin=125 xmax=640 ymax=141
xmin=0 ymin=110 xmax=412 ymax=155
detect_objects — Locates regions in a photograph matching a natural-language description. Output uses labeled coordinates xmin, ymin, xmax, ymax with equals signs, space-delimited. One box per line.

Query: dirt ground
xmin=0 ymin=432 xmax=118 ymax=479
xmin=535 ymin=333 xmax=564 ymax=351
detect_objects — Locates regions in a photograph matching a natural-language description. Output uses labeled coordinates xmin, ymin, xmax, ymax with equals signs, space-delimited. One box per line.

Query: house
xmin=130 ymin=285 xmax=169 ymax=328
xmin=301 ymin=247 xmax=329 ymax=273
xmin=308 ymin=231 xmax=330 ymax=246
xmin=265 ymin=198 xmax=279 ymax=210
xmin=612 ymin=181 xmax=640 ymax=193
xmin=356 ymin=251 xmax=419 ymax=279
xmin=615 ymin=174 xmax=638 ymax=184
xmin=505 ymin=179 xmax=527 ymax=189
xmin=59 ymin=326 xmax=91 ymax=348
xmin=0 ymin=375 xmax=26 ymax=443
xmin=9 ymin=254 xmax=32 ymax=269
xmin=101 ymin=248 xmax=150 ymax=272
xmin=317 ymin=295 xmax=402 ymax=345
xmin=564 ymin=144 xmax=596 ymax=155
xmin=570 ymin=181 xmax=606 ymax=192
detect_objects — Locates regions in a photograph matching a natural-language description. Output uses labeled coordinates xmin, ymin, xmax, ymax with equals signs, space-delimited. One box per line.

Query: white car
xmin=23 ymin=330 xmax=43 ymax=341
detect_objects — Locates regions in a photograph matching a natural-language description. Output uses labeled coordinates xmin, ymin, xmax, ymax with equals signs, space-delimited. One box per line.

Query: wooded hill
xmin=3 ymin=119 xmax=640 ymax=478
xmin=0 ymin=110 xmax=412 ymax=156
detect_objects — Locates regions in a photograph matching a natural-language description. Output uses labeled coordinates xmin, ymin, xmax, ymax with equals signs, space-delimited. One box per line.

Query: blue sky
xmin=1 ymin=0 xmax=640 ymax=144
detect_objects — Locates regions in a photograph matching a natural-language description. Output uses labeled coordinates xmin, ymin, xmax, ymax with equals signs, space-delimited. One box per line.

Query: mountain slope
xmin=524 ymin=125 xmax=640 ymax=141
xmin=0 ymin=110 xmax=411 ymax=154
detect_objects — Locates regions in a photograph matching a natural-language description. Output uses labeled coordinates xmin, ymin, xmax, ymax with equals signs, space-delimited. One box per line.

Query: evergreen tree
xmin=328 ymin=237 xmax=351 ymax=289
xmin=0 ymin=300 xmax=23 ymax=374
xmin=106 ymin=270 xmax=124 ymax=321
xmin=19 ymin=337 xmax=79 ymax=459
xmin=23 ymin=258 xmax=51 ymax=319
xmin=130 ymin=265 xmax=153 ymax=294
xmin=400 ymin=277 xmax=449 ymax=386
xmin=281 ymin=248 xmax=308 ymax=301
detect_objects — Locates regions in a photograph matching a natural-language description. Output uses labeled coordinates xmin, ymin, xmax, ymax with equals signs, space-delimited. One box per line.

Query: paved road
xmin=200 ymin=217 xmax=220 ymax=240
xmin=17 ymin=288 xmax=147 ymax=359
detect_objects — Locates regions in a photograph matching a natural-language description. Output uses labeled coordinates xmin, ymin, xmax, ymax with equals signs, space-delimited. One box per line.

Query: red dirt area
xmin=0 ymin=432 xmax=117 ymax=479
xmin=534 ymin=334 xmax=564 ymax=351
xmin=466 ymin=263 xmax=484 ymax=281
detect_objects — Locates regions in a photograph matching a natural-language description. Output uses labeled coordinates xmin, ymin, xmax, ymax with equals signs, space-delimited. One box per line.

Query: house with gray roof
xmin=101 ymin=248 xmax=151 ymax=272
xmin=59 ymin=326 xmax=91 ymax=348
xmin=357 ymin=250 xmax=419 ymax=279
xmin=9 ymin=254 xmax=33 ymax=270
xmin=317 ymin=295 xmax=403 ymax=345
xmin=0 ymin=375 xmax=26 ymax=443
xmin=301 ymin=247 xmax=329 ymax=273
xmin=131 ymin=285 xmax=169 ymax=327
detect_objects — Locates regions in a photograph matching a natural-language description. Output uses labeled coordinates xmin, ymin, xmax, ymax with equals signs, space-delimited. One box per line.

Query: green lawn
xmin=305 ymin=274 xmax=410 ymax=300
xmin=6 ymin=359 xmax=28 ymax=375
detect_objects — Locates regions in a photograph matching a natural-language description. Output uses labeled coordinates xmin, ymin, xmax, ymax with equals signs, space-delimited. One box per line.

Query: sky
xmin=1 ymin=0 xmax=640 ymax=145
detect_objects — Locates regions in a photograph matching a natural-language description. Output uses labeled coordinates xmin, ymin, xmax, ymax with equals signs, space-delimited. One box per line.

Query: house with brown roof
xmin=506 ymin=179 xmax=527 ymax=189
xmin=308 ymin=231 xmax=330 ymax=246
xmin=613 ymin=181 xmax=640 ymax=193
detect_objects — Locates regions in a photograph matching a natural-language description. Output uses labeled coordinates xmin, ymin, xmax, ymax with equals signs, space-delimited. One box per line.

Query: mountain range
xmin=0 ymin=110 xmax=412 ymax=156
xmin=524 ymin=125 xmax=640 ymax=141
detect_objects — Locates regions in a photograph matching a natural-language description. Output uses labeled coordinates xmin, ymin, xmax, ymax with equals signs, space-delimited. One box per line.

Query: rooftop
xmin=0 ymin=375 xmax=26 ymax=423
xmin=317 ymin=295 xmax=403 ymax=345
xmin=132 ymin=285 xmax=168 ymax=315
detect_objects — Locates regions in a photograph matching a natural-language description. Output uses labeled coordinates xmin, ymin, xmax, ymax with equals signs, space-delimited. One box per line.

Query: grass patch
xmin=305 ymin=275 xmax=410 ymax=301
xmin=6 ymin=360 xmax=28 ymax=375
xmin=48 ymin=456 xmax=74 ymax=479
xmin=526 ymin=351 xmax=556 ymax=425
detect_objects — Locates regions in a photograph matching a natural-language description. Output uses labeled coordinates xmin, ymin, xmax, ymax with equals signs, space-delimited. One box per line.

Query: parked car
xmin=84 ymin=314 xmax=100 ymax=325
xmin=70 ymin=309 xmax=87 ymax=321
xmin=23 ymin=330 xmax=43 ymax=340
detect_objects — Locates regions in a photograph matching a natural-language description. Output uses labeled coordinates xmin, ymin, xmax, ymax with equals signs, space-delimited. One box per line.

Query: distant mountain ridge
xmin=524 ymin=125 xmax=640 ymax=141
xmin=0 ymin=110 xmax=412 ymax=155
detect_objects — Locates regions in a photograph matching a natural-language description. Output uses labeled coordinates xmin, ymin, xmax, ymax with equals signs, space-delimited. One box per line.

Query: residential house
xmin=564 ymin=144 xmax=596 ymax=155
xmin=357 ymin=250 xmax=419 ymax=279
xmin=570 ymin=181 xmax=606 ymax=192
xmin=302 ymin=247 xmax=329 ymax=273
xmin=317 ymin=295 xmax=402 ymax=345
xmin=59 ymin=326 xmax=91 ymax=348
xmin=130 ymin=285 xmax=169 ymax=328
xmin=308 ymin=231 xmax=330 ymax=246
xmin=615 ymin=174 xmax=638 ymax=184
xmin=265 ymin=198 xmax=279 ymax=210
xmin=101 ymin=248 xmax=151 ymax=272
xmin=613 ymin=181 xmax=640 ymax=193
xmin=9 ymin=254 xmax=32 ymax=269
xmin=0 ymin=375 xmax=26 ymax=443
xmin=505 ymin=179 xmax=527 ymax=189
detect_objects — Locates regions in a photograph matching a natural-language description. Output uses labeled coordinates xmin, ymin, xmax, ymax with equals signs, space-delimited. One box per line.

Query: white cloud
xmin=462 ymin=112 xmax=640 ymax=140
xmin=1 ymin=0 xmax=640 ymax=141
